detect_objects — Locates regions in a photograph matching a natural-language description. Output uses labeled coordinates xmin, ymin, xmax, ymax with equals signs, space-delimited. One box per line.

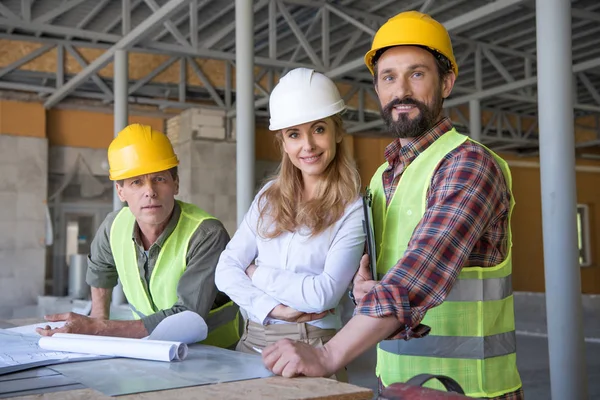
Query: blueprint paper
xmin=0 ymin=330 xmax=105 ymax=376
xmin=5 ymin=321 xmax=65 ymax=336
xmin=40 ymin=333 xmax=188 ymax=361
xmin=51 ymin=344 xmax=274 ymax=396
xmin=148 ymin=310 xmax=208 ymax=344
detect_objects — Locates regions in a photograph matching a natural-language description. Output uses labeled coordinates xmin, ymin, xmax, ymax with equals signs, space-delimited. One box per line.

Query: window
xmin=577 ymin=204 xmax=592 ymax=267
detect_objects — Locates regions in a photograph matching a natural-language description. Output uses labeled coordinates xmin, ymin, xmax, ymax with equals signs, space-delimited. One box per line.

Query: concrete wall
xmin=176 ymin=139 xmax=238 ymax=235
xmin=0 ymin=134 xmax=48 ymax=318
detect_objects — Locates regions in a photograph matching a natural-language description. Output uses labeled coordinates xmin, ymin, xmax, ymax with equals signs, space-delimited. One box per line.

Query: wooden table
xmin=7 ymin=377 xmax=372 ymax=400
xmin=1 ymin=319 xmax=372 ymax=400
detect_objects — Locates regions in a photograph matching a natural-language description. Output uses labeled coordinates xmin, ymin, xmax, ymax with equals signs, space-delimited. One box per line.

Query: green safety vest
xmin=109 ymin=200 xmax=240 ymax=349
xmin=370 ymin=128 xmax=522 ymax=397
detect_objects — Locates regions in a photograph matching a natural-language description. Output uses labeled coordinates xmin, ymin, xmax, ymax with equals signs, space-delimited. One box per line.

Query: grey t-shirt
xmin=86 ymin=202 xmax=230 ymax=333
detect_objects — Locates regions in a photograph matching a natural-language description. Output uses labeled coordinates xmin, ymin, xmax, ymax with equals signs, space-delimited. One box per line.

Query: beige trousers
xmin=236 ymin=319 xmax=348 ymax=382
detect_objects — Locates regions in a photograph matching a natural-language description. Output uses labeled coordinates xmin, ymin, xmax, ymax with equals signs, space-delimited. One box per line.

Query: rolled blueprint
xmin=38 ymin=333 xmax=188 ymax=362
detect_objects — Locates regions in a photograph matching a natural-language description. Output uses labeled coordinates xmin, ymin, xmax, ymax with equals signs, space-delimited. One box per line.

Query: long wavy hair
xmin=257 ymin=114 xmax=360 ymax=238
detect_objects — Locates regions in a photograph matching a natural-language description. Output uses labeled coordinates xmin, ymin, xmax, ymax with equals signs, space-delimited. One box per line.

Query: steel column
xmin=111 ymin=46 xmax=128 ymax=305
xmin=469 ymin=99 xmax=481 ymax=141
xmin=235 ymin=0 xmax=255 ymax=225
xmin=536 ymin=1 xmax=588 ymax=399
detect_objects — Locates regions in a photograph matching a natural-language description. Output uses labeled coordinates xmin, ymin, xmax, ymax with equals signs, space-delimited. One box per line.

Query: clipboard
xmin=362 ymin=188 xmax=377 ymax=281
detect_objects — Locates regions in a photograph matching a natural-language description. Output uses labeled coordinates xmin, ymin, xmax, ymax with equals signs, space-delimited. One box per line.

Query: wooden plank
xmin=7 ymin=377 xmax=372 ymax=400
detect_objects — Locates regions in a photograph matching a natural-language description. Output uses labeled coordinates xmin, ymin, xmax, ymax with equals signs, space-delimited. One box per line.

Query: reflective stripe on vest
xmin=369 ymin=129 xmax=521 ymax=398
xmin=379 ymin=331 xmax=516 ymax=359
xmin=110 ymin=201 xmax=240 ymax=348
xmin=378 ymin=273 xmax=513 ymax=302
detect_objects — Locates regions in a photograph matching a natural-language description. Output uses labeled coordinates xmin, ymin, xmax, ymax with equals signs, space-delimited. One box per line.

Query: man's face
xmin=116 ymin=170 xmax=179 ymax=228
xmin=374 ymin=46 xmax=455 ymax=138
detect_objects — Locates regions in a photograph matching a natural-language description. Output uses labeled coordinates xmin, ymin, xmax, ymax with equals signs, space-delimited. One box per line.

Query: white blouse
xmin=215 ymin=183 xmax=365 ymax=330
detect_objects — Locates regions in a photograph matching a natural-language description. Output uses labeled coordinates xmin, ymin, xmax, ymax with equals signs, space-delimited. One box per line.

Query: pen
xmin=252 ymin=346 xmax=263 ymax=354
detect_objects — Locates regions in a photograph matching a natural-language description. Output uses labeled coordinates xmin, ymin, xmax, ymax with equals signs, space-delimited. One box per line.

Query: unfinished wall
xmin=0 ymin=101 xmax=48 ymax=317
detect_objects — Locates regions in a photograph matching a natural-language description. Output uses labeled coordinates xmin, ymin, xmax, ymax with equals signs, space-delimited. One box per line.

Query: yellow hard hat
xmin=108 ymin=124 xmax=179 ymax=181
xmin=364 ymin=11 xmax=458 ymax=77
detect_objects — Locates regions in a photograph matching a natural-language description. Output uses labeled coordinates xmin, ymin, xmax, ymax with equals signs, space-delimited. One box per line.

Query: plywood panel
xmin=47 ymin=109 xmax=164 ymax=149
xmin=0 ymin=100 xmax=46 ymax=138
xmin=353 ymin=136 xmax=391 ymax=189
xmin=255 ymin=124 xmax=280 ymax=162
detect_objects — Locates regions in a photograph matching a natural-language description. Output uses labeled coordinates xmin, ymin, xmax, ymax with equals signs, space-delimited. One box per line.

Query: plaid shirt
xmin=357 ymin=118 xmax=523 ymax=400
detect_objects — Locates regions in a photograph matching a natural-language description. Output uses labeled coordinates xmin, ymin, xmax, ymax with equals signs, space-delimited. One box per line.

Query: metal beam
xmin=321 ymin=6 xmax=329 ymax=68
xmin=571 ymin=7 xmax=600 ymax=24
xmin=0 ymin=2 xmax=19 ymax=20
xmin=330 ymin=29 xmax=362 ymax=69
xmin=56 ymin=44 xmax=64 ymax=88
xmin=187 ymin=57 xmax=225 ymax=108
xmin=325 ymin=57 xmax=365 ymax=79
xmin=419 ymin=0 xmax=435 ymax=13
xmin=152 ymin=0 xmax=211 ymax=42
xmin=481 ymin=47 xmax=514 ymax=83
xmin=71 ymin=0 xmax=111 ymax=35
xmin=142 ymin=0 xmax=191 ymax=48
xmin=201 ymin=0 xmax=270 ymax=49
xmin=102 ymin=0 xmax=142 ymax=35
xmin=21 ymin=0 xmax=31 ymax=21
xmin=323 ymin=4 xmax=375 ymax=35
xmin=122 ymin=0 xmax=131 ymax=34
xmin=179 ymin=57 xmax=186 ymax=102
xmin=189 ymin=0 xmax=198 ymax=49
xmin=285 ymin=8 xmax=322 ymax=74
xmin=578 ymin=73 xmax=600 ymax=105
xmin=34 ymin=0 xmax=87 ymax=24
xmin=277 ymin=0 xmax=323 ymax=68
xmin=0 ymin=44 xmax=54 ymax=79
xmin=43 ymin=0 xmax=191 ymax=109
xmin=64 ymin=45 xmax=113 ymax=98
xmin=128 ymin=57 xmax=178 ymax=94
xmin=0 ymin=17 xmax=121 ymax=42
xmin=323 ymin=0 xmax=529 ymax=78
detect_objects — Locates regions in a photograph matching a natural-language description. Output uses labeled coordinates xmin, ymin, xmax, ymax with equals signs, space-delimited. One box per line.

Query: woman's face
xmin=281 ymin=117 xmax=341 ymax=180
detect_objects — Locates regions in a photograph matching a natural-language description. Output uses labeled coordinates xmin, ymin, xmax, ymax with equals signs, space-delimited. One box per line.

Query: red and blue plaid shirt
xmin=357 ymin=118 xmax=523 ymax=400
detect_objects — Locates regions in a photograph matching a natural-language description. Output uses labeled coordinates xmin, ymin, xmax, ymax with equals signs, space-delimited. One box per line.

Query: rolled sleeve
xmin=86 ymin=211 xmax=119 ymax=289
xmin=141 ymin=218 xmax=230 ymax=333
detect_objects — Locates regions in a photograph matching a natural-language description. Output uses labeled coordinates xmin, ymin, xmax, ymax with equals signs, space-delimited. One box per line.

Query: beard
xmin=381 ymin=90 xmax=444 ymax=139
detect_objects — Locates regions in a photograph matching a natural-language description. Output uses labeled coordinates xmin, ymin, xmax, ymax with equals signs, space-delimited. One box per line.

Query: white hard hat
xmin=269 ymin=68 xmax=345 ymax=131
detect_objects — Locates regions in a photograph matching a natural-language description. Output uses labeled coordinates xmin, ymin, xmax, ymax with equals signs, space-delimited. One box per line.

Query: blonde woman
xmin=215 ymin=68 xmax=365 ymax=379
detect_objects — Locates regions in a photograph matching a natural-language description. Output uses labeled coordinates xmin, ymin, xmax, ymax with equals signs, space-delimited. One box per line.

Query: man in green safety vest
xmin=37 ymin=124 xmax=240 ymax=348
xmin=263 ymin=11 xmax=523 ymax=399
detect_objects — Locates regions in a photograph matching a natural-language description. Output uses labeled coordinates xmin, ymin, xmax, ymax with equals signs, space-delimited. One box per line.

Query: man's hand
xmin=245 ymin=264 xmax=258 ymax=279
xmin=262 ymin=339 xmax=335 ymax=378
xmin=269 ymin=304 xmax=331 ymax=323
xmin=36 ymin=312 xmax=102 ymax=337
xmin=352 ymin=254 xmax=378 ymax=303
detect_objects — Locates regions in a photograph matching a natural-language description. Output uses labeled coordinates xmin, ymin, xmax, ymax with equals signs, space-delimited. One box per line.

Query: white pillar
xmin=536 ymin=1 xmax=588 ymax=398
xmin=235 ymin=0 xmax=255 ymax=226
xmin=112 ymin=49 xmax=128 ymax=306
xmin=469 ymin=99 xmax=481 ymax=141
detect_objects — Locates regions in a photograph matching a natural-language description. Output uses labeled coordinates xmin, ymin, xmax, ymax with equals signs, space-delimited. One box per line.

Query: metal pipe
xmin=469 ymin=99 xmax=481 ymax=141
xmin=112 ymin=49 xmax=128 ymax=306
xmin=235 ymin=0 xmax=255 ymax=226
xmin=536 ymin=1 xmax=588 ymax=398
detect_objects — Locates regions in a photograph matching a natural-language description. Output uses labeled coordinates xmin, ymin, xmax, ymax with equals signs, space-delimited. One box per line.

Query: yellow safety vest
xmin=370 ymin=129 xmax=521 ymax=397
xmin=109 ymin=200 xmax=240 ymax=349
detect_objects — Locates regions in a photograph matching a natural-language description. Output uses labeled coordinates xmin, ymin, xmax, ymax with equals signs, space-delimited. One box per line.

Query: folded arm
xmin=251 ymin=202 xmax=365 ymax=313
xmin=215 ymin=198 xmax=280 ymax=324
